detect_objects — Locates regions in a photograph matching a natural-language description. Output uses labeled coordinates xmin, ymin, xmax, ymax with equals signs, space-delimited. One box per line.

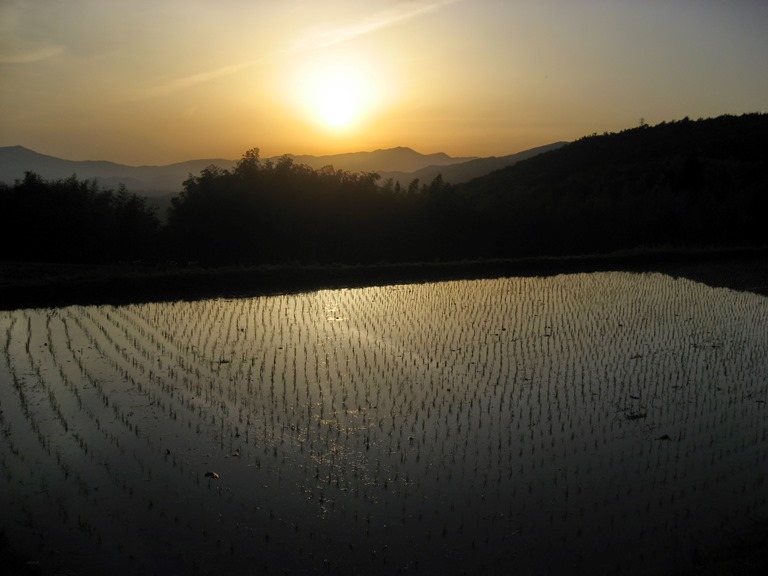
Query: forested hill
xmin=447 ymin=113 xmax=768 ymax=257
xmin=1 ymin=113 xmax=766 ymax=267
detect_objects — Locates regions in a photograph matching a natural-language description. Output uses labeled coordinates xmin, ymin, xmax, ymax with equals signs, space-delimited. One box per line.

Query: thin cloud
xmin=135 ymin=0 xmax=461 ymax=100
xmin=0 ymin=45 xmax=64 ymax=64
xmin=136 ymin=61 xmax=256 ymax=100
xmin=287 ymin=0 xmax=461 ymax=53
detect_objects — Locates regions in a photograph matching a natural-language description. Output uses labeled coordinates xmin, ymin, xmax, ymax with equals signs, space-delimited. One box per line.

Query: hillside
xmin=2 ymin=113 xmax=766 ymax=269
xmin=449 ymin=113 xmax=768 ymax=257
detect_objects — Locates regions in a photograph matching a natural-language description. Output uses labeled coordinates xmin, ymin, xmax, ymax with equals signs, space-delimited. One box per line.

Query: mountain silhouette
xmin=3 ymin=113 xmax=767 ymax=273
xmin=378 ymin=142 xmax=567 ymax=185
xmin=0 ymin=146 xmax=236 ymax=195
xmin=284 ymin=147 xmax=476 ymax=173
xmin=0 ymin=145 xmax=556 ymax=195
xmin=449 ymin=113 xmax=768 ymax=257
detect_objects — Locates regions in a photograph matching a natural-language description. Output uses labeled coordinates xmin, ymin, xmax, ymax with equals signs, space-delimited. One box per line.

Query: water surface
xmin=1 ymin=272 xmax=767 ymax=574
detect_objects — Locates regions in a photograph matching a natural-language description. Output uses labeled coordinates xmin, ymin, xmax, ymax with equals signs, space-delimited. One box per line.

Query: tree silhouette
xmin=0 ymin=172 xmax=159 ymax=263
xmin=3 ymin=113 xmax=766 ymax=268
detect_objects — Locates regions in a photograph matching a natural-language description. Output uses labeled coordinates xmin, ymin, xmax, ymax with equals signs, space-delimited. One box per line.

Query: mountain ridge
xmin=3 ymin=113 xmax=767 ymax=271
xmin=284 ymin=146 xmax=476 ymax=174
xmin=0 ymin=144 xmax=557 ymax=195
xmin=378 ymin=142 xmax=567 ymax=186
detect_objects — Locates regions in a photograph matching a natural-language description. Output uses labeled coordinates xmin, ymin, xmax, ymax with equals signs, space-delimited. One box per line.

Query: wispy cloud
xmin=135 ymin=61 xmax=256 ymax=100
xmin=135 ymin=0 xmax=460 ymax=100
xmin=287 ymin=0 xmax=461 ymax=53
xmin=0 ymin=45 xmax=64 ymax=64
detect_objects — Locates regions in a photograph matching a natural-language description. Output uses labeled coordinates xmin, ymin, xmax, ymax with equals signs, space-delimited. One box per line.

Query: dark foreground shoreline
xmin=3 ymin=247 xmax=768 ymax=311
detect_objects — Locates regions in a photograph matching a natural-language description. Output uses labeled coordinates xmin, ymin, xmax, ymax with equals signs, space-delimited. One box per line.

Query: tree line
xmin=1 ymin=113 xmax=766 ymax=266
xmin=0 ymin=173 xmax=159 ymax=263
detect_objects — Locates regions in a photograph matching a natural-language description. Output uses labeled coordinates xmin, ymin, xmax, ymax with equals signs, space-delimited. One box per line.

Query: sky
xmin=1 ymin=0 xmax=767 ymax=165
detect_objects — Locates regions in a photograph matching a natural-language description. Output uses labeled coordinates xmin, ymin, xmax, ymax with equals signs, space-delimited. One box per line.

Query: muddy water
xmin=1 ymin=272 xmax=767 ymax=575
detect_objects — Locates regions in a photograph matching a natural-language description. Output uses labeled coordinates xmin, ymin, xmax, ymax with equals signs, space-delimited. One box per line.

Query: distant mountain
xmin=285 ymin=147 xmax=476 ymax=173
xmin=0 ymin=146 xmax=236 ymax=196
xmin=4 ymin=113 xmax=767 ymax=269
xmin=378 ymin=142 xmax=567 ymax=186
xmin=0 ymin=144 xmax=559 ymax=195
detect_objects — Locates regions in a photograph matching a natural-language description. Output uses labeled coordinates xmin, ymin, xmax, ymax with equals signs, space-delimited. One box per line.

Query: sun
xmin=292 ymin=58 xmax=379 ymax=132
xmin=313 ymin=69 xmax=363 ymax=129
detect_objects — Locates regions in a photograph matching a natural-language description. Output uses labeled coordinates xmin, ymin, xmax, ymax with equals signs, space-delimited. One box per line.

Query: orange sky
xmin=2 ymin=0 xmax=767 ymax=165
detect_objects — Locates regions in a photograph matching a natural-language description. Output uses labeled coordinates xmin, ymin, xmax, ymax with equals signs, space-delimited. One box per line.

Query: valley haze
xmin=0 ymin=143 xmax=565 ymax=195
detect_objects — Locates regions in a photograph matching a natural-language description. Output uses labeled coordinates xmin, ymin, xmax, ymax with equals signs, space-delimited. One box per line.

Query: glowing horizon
xmin=1 ymin=1 xmax=767 ymax=165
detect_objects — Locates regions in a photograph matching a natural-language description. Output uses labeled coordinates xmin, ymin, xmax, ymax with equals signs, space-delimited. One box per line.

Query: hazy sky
xmin=1 ymin=0 xmax=767 ymax=164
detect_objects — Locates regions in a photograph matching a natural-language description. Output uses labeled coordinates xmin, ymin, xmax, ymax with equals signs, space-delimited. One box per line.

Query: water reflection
xmin=1 ymin=272 xmax=767 ymax=574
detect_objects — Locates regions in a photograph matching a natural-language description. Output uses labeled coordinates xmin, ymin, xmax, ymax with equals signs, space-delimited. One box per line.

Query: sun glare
xmin=313 ymin=67 xmax=363 ymax=129
xmin=291 ymin=57 xmax=381 ymax=132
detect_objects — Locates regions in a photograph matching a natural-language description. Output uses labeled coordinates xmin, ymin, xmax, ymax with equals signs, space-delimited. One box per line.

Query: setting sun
xmin=1 ymin=0 xmax=767 ymax=163
xmin=288 ymin=55 xmax=383 ymax=134
xmin=310 ymin=65 xmax=365 ymax=129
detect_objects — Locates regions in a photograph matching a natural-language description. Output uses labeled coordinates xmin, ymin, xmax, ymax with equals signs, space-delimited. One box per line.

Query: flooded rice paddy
xmin=1 ymin=272 xmax=767 ymax=575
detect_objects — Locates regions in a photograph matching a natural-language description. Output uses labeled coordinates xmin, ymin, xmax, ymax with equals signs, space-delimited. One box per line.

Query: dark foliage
xmin=2 ymin=113 xmax=767 ymax=266
xmin=165 ymin=150 xmax=391 ymax=265
xmin=450 ymin=113 xmax=768 ymax=258
xmin=0 ymin=172 xmax=160 ymax=263
xmin=165 ymin=113 xmax=768 ymax=265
